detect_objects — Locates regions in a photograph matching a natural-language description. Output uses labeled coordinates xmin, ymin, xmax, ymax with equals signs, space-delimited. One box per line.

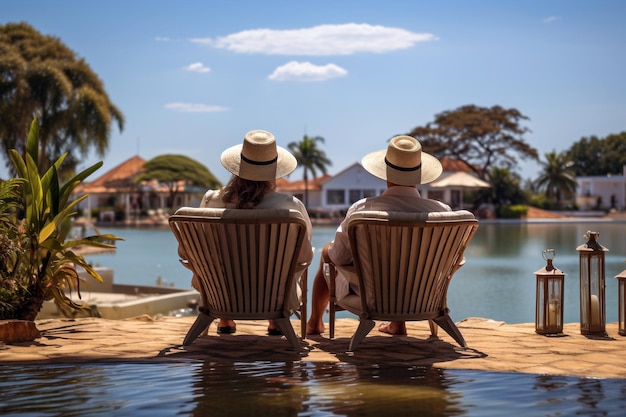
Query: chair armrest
xmin=294 ymin=262 xmax=309 ymax=274
xmin=179 ymin=258 xmax=193 ymax=271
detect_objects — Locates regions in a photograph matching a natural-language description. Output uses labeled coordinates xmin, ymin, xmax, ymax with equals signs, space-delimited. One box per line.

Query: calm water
xmin=85 ymin=220 xmax=626 ymax=325
xmin=2 ymin=362 xmax=626 ymax=416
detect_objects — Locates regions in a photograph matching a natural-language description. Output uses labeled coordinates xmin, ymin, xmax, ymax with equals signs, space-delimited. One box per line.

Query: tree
xmin=408 ymin=105 xmax=538 ymax=181
xmin=565 ymin=132 xmax=626 ymax=176
xmin=535 ymin=150 xmax=577 ymax=208
xmin=0 ymin=22 xmax=124 ymax=178
xmin=287 ymin=135 xmax=331 ymax=209
xmin=476 ymin=166 xmax=525 ymax=213
xmin=134 ymin=154 xmax=221 ymax=209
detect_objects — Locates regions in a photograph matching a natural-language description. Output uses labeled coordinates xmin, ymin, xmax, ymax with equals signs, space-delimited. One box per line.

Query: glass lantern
xmin=577 ymin=231 xmax=608 ymax=336
xmin=616 ymin=263 xmax=626 ymax=336
xmin=535 ymin=249 xmax=565 ymax=335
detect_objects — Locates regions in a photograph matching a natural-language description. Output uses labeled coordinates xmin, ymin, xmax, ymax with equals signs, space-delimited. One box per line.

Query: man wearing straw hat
xmin=181 ymin=130 xmax=313 ymax=335
xmin=306 ymin=135 xmax=451 ymax=336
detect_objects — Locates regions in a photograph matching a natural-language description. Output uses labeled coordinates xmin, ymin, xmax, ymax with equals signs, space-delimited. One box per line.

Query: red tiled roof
xmin=276 ymin=174 xmax=331 ymax=192
xmin=440 ymin=157 xmax=474 ymax=172
xmin=79 ymin=156 xmax=145 ymax=193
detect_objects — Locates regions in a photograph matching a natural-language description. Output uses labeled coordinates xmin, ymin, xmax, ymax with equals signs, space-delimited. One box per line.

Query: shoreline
xmin=2 ymin=316 xmax=625 ymax=379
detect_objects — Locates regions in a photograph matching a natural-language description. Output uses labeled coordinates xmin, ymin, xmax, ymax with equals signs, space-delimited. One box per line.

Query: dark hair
xmin=221 ymin=175 xmax=275 ymax=209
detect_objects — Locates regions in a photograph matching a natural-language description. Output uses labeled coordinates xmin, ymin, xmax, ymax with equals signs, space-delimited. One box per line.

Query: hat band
xmin=241 ymin=153 xmax=278 ymax=166
xmin=385 ymin=157 xmax=421 ymax=172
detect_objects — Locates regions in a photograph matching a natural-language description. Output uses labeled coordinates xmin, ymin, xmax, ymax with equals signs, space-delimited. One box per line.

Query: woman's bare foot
xmin=217 ymin=319 xmax=236 ymax=334
xmin=218 ymin=319 xmax=235 ymax=328
xmin=306 ymin=320 xmax=325 ymax=335
xmin=378 ymin=321 xmax=407 ymax=336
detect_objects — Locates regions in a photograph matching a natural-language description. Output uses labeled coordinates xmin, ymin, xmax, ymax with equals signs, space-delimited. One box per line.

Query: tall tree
xmin=565 ymin=132 xmax=626 ymax=176
xmin=535 ymin=150 xmax=577 ymax=208
xmin=409 ymin=105 xmax=538 ymax=181
xmin=0 ymin=22 xmax=124 ymax=178
xmin=288 ymin=135 xmax=331 ymax=209
xmin=134 ymin=154 xmax=222 ymax=209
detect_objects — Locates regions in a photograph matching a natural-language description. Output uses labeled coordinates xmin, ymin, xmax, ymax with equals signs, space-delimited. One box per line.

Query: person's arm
xmin=327 ymin=213 xmax=353 ymax=266
xmin=293 ymin=198 xmax=314 ymax=265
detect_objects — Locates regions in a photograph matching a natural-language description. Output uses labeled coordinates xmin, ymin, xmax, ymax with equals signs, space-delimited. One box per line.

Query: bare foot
xmin=378 ymin=321 xmax=407 ymax=336
xmin=306 ymin=321 xmax=325 ymax=335
xmin=218 ymin=319 xmax=235 ymax=328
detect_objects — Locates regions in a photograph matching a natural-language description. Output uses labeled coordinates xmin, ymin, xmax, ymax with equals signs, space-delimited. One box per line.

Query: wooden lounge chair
xmin=169 ymin=207 xmax=310 ymax=349
xmin=327 ymin=210 xmax=478 ymax=351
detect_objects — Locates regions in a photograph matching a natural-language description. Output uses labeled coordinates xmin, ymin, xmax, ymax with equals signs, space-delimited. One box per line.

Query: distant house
xmin=315 ymin=163 xmax=385 ymax=215
xmin=276 ymin=174 xmax=331 ymax=210
xmin=76 ymin=156 xmax=201 ymax=222
xmin=297 ymin=158 xmax=484 ymax=215
xmin=576 ymin=166 xmax=626 ymax=211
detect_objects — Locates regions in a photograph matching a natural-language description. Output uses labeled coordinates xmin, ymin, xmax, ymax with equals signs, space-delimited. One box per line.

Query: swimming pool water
xmin=1 ymin=362 xmax=625 ymax=416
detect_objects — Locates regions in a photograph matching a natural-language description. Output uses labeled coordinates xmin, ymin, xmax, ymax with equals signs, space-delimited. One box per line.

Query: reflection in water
xmin=2 ymin=362 xmax=626 ymax=416
xmin=189 ymin=362 xmax=464 ymax=417
xmin=534 ymin=374 xmax=619 ymax=417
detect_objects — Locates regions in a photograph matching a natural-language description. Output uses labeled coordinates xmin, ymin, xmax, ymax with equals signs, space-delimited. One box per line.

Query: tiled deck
xmin=2 ymin=316 xmax=625 ymax=379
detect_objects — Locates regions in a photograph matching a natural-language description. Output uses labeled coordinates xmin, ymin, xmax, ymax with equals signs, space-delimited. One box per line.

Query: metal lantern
xmin=577 ymin=231 xmax=608 ymax=335
xmin=535 ymin=249 xmax=565 ymax=335
xmin=616 ymin=263 xmax=626 ymax=336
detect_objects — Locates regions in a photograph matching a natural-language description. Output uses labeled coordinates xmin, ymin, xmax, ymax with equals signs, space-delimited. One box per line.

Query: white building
xmin=576 ymin=166 xmax=626 ymax=211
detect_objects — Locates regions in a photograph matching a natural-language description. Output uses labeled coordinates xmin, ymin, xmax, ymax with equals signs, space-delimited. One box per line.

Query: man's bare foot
xmin=378 ymin=321 xmax=407 ymax=336
xmin=306 ymin=321 xmax=325 ymax=335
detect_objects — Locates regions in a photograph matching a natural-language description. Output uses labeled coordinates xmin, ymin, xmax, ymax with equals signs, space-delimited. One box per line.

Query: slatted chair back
xmin=169 ymin=207 xmax=309 ymax=349
xmin=329 ymin=210 xmax=478 ymax=351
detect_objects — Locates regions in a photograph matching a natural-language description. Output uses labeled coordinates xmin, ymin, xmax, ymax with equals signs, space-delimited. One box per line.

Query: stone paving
xmin=1 ymin=316 xmax=625 ymax=379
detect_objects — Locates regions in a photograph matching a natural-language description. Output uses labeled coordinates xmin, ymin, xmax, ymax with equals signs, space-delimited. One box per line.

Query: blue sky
xmin=2 ymin=0 xmax=625 ymax=184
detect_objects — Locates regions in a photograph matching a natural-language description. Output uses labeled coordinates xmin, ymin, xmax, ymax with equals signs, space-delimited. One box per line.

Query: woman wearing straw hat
xmin=306 ymin=135 xmax=451 ymax=336
xmin=190 ymin=130 xmax=313 ymax=335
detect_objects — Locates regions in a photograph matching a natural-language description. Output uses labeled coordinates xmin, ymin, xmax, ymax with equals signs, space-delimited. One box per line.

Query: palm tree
xmin=535 ymin=151 xmax=577 ymax=208
xmin=287 ymin=135 xmax=331 ymax=209
xmin=0 ymin=22 xmax=124 ymax=178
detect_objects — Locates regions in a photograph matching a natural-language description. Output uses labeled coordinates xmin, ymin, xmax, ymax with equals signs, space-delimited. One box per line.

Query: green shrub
xmin=498 ymin=204 xmax=529 ymax=219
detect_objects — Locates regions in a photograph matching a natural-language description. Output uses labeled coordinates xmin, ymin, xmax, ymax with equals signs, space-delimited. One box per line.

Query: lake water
xmin=2 ymin=362 xmax=626 ymax=416
xmin=85 ymin=219 xmax=626 ymax=325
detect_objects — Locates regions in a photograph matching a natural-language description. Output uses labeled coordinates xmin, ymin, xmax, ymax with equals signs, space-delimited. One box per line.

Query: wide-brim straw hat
xmin=361 ymin=135 xmax=443 ymax=185
xmin=220 ymin=130 xmax=297 ymax=181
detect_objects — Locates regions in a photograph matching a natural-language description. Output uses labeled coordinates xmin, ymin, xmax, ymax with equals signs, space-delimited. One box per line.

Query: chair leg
xmin=428 ymin=319 xmax=439 ymax=338
xmin=348 ymin=319 xmax=375 ymax=351
xmin=300 ymin=270 xmax=308 ymax=340
xmin=432 ymin=311 xmax=467 ymax=348
xmin=273 ymin=318 xmax=301 ymax=350
xmin=329 ymin=301 xmax=336 ymax=339
xmin=183 ymin=313 xmax=216 ymax=346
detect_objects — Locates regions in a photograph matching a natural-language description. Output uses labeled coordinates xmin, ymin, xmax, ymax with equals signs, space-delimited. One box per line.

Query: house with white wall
xmin=576 ymin=166 xmax=626 ymax=211
xmin=317 ymin=163 xmax=386 ymax=215
xmin=311 ymin=158 xmax=483 ymax=214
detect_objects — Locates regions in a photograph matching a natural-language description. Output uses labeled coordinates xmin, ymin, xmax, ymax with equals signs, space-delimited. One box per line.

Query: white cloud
xmin=155 ymin=36 xmax=171 ymax=42
xmin=191 ymin=23 xmax=436 ymax=56
xmin=543 ymin=16 xmax=559 ymax=23
xmin=184 ymin=62 xmax=211 ymax=73
xmin=164 ymin=103 xmax=229 ymax=112
xmin=268 ymin=61 xmax=348 ymax=82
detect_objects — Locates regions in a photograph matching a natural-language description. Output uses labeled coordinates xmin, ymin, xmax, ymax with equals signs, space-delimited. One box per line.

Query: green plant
xmin=3 ymin=118 xmax=122 ymax=320
xmin=0 ymin=178 xmax=30 ymax=318
xmin=498 ymin=204 xmax=529 ymax=219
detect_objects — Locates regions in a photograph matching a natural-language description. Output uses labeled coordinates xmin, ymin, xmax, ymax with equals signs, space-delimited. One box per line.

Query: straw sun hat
xmin=361 ymin=135 xmax=443 ymax=185
xmin=220 ymin=130 xmax=297 ymax=181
